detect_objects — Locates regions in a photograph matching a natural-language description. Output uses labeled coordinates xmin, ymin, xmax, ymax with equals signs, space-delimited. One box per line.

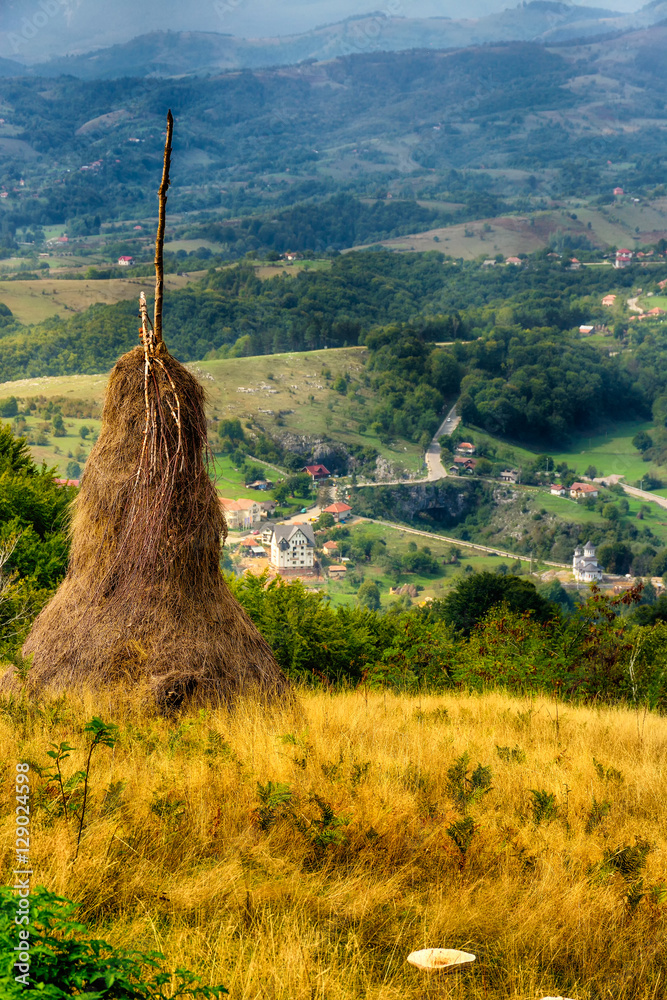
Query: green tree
xmin=427 ymin=571 xmax=555 ymax=636
xmin=597 ymin=542 xmax=632 ymax=575
xmin=357 ymin=579 xmax=381 ymax=611
xmin=633 ymin=430 xmax=653 ymax=452
xmin=0 ymin=396 xmax=18 ymax=418
xmin=272 ymin=483 xmax=289 ymax=505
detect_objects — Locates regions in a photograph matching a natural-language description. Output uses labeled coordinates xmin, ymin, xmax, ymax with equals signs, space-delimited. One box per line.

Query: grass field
xmin=351 ymin=197 xmax=667 ymax=260
xmin=462 ymin=419 xmax=667 ymax=485
xmin=4 ymin=685 xmax=667 ymax=1000
xmin=194 ymin=349 xmax=424 ymax=477
xmin=639 ymin=295 xmax=667 ymax=310
xmin=525 ymin=486 xmax=667 ymax=546
xmin=324 ymin=521 xmax=540 ymax=608
xmin=0 ymin=272 xmax=204 ymax=325
xmin=0 ymin=347 xmax=422 ymax=480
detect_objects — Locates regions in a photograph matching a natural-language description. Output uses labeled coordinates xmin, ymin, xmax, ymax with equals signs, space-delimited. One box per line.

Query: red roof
xmin=303 ymin=464 xmax=330 ymax=475
xmin=324 ymin=502 xmax=352 ymax=514
xmin=54 ymin=477 xmax=80 ymax=487
xmin=571 ymin=482 xmax=597 ymax=492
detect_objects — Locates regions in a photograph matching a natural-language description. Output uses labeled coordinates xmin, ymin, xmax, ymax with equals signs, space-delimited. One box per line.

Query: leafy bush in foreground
xmin=0 ymin=885 xmax=227 ymax=998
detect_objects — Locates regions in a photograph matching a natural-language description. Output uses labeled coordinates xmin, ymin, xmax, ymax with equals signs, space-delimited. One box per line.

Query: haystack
xmin=18 ymin=113 xmax=287 ymax=707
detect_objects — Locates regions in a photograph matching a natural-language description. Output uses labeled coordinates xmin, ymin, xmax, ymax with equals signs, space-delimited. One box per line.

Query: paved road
xmin=619 ymin=483 xmax=667 ymax=510
xmin=425 ymin=401 xmax=461 ymax=480
xmin=359 ymin=517 xmax=569 ymax=569
xmin=354 ymin=400 xmax=461 ymax=488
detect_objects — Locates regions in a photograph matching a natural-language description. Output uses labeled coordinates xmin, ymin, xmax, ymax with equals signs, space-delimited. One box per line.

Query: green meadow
xmin=325 ymin=521 xmax=541 ymax=609
xmin=463 ymin=419 xmax=666 ymax=486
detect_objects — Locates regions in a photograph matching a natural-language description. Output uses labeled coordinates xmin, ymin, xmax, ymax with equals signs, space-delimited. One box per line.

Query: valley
xmin=5 ymin=14 xmax=667 ymax=1000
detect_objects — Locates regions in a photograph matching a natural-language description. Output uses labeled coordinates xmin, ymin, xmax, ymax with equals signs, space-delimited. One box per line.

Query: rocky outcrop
xmin=351 ymin=479 xmax=484 ymax=527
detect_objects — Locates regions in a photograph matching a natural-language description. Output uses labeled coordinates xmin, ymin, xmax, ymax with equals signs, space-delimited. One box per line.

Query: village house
xmin=245 ymin=479 xmax=273 ymax=491
xmin=500 ymin=469 xmax=519 ymax=483
xmin=550 ymin=484 xmax=566 ymax=496
xmin=570 ymin=482 xmax=599 ymax=499
xmin=259 ymin=500 xmax=277 ymax=516
xmin=455 ymin=442 xmax=476 ymax=455
xmin=602 ymin=294 xmax=617 ymax=306
xmin=505 ymin=256 xmax=522 ymax=266
xmin=450 ymin=457 xmax=477 ymax=475
xmin=270 ymin=523 xmax=315 ymax=571
xmin=323 ymin=501 xmax=352 ymax=522
xmin=302 ymin=464 xmax=330 ymax=481
xmin=219 ymin=497 xmax=263 ymax=530
xmin=615 ymin=249 xmax=632 ymax=269
xmin=322 ymin=540 xmax=339 ymax=554
xmin=327 ymin=565 xmax=347 ymax=579
xmin=117 ymin=255 xmax=134 ymax=266
xmin=579 ymin=324 xmax=595 ymax=335
xmin=573 ymin=541 xmax=603 ymax=582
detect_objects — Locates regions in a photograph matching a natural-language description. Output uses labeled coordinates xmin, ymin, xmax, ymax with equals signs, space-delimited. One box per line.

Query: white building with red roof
xmin=323 ymin=501 xmax=352 ymax=522
xmin=570 ymin=482 xmax=599 ymax=499
xmin=219 ymin=497 xmax=263 ymax=529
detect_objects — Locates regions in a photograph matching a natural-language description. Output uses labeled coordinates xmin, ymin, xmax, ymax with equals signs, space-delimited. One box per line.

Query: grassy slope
xmin=0 ymin=272 xmax=206 ymax=325
xmin=351 ymin=198 xmax=667 ymax=260
xmin=0 ymin=347 xmax=424 ymax=479
xmin=464 ymin=419 xmax=667 ymax=485
xmin=5 ymin=686 xmax=666 ymax=1000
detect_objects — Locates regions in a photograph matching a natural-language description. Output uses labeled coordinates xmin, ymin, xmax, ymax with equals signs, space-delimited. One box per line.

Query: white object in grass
xmin=406 ymin=948 xmax=476 ymax=973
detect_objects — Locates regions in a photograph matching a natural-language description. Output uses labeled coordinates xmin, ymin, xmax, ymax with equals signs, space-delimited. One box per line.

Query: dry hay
xmin=17 ymin=339 xmax=287 ymax=707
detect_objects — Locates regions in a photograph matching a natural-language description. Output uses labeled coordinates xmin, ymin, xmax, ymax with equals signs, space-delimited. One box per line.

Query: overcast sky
xmin=0 ymin=0 xmax=648 ymax=63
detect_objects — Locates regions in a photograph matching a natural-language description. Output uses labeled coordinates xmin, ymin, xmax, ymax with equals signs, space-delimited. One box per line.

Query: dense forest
xmin=0 ymin=249 xmax=657 ymax=384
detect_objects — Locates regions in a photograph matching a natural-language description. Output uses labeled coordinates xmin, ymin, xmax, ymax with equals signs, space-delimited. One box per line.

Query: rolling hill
xmin=0 ymin=347 xmax=425 ymax=480
xmin=6 ymin=3 xmax=667 ymax=79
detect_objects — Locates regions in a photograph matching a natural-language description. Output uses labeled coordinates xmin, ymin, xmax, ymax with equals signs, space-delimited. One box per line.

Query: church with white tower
xmin=572 ymin=541 xmax=603 ymax=582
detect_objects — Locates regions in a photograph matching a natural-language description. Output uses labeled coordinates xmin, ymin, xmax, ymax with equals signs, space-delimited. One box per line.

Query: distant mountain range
xmin=2 ymin=1 xmax=667 ymax=79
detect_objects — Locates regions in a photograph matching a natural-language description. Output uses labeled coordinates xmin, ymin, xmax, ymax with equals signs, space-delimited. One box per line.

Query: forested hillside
xmin=0 ymin=249 xmax=656 ymax=381
xmin=1 ymin=32 xmax=667 ymax=252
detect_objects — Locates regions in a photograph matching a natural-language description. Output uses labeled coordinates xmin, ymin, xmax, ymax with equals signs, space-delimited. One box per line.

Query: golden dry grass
xmin=0 ymin=273 xmax=201 ymax=325
xmin=2 ymin=687 xmax=667 ymax=999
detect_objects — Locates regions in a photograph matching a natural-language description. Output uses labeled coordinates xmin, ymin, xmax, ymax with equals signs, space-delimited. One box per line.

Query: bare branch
xmin=153 ymin=109 xmax=173 ymax=345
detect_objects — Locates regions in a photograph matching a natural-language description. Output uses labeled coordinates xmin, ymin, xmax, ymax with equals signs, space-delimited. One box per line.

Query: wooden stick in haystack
xmin=14 ymin=112 xmax=288 ymax=708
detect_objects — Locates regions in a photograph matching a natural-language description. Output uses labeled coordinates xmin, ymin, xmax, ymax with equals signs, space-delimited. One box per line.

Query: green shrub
xmin=0 ymin=885 xmax=227 ymax=998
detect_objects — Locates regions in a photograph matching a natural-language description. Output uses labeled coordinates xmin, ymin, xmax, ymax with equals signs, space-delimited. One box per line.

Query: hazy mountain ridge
xmin=4 ymin=1 xmax=667 ymax=79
